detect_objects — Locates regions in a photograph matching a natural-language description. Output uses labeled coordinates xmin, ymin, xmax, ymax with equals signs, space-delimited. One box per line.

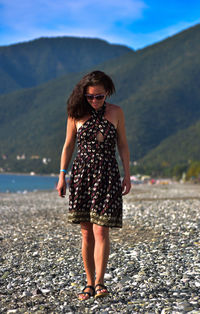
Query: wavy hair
xmin=67 ymin=70 xmax=115 ymax=119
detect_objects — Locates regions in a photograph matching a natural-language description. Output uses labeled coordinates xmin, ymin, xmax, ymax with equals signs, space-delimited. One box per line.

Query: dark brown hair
xmin=67 ymin=70 xmax=115 ymax=119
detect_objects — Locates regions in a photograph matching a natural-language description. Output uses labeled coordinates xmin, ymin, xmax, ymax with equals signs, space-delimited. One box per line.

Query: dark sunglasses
xmin=85 ymin=94 xmax=105 ymax=101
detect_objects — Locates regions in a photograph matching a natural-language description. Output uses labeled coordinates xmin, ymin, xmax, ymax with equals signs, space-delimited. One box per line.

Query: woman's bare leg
xmin=79 ymin=222 xmax=95 ymax=299
xmin=93 ymin=224 xmax=110 ymax=287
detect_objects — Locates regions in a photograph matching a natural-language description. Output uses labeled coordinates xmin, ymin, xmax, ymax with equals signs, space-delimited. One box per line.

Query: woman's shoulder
xmin=105 ymin=103 xmax=124 ymax=129
xmin=106 ymin=103 xmax=124 ymax=120
xmin=106 ymin=102 xmax=122 ymax=113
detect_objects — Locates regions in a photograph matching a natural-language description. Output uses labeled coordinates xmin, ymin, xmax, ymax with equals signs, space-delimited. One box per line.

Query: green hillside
xmin=138 ymin=119 xmax=200 ymax=175
xmin=102 ymin=23 xmax=200 ymax=160
xmin=1 ymin=24 xmax=200 ymax=175
xmin=0 ymin=73 xmax=80 ymax=173
xmin=0 ymin=37 xmax=132 ymax=94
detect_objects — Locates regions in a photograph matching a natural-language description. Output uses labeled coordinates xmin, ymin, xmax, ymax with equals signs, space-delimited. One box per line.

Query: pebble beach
xmin=0 ymin=183 xmax=200 ymax=313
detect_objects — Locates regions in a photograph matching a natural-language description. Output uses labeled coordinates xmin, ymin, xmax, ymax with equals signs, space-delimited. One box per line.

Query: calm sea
xmin=0 ymin=173 xmax=59 ymax=193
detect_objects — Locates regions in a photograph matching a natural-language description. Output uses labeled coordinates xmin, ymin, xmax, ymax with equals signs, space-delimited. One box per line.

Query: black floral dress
xmin=68 ymin=102 xmax=122 ymax=228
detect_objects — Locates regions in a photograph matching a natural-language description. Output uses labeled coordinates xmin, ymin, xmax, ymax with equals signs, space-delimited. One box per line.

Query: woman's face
xmin=85 ymin=85 xmax=107 ymax=111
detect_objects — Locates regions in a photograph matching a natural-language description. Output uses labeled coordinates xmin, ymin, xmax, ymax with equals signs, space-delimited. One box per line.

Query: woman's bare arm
xmin=57 ymin=117 xmax=77 ymax=197
xmin=116 ymin=107 xmax=131 ymax=195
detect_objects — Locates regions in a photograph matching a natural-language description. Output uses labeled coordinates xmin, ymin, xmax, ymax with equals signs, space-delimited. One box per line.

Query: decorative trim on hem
xmin=68 ymin=211 xmax=122 ymax=228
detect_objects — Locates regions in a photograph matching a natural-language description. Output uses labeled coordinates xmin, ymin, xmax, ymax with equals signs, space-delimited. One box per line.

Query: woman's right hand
xmin=56 ymin=176 xmax=67 ymax=197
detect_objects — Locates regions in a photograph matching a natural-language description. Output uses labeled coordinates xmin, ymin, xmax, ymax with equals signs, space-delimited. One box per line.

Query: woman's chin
xmin=91 ymin=103 xmax=103 ymax=110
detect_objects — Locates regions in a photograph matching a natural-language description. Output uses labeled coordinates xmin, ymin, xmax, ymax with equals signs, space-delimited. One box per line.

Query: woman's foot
xmin=78 ymin=285 xmax=95 ymax=301
xmin=95 ymin=283 xmax=109 ymax=298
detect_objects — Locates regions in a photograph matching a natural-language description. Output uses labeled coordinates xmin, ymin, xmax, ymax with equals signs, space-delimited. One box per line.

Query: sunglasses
xmin=85 ymin=94 xmax=105 ymax=101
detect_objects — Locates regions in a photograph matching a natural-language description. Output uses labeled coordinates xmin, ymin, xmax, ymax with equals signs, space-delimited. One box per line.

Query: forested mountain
xmin=0 ymin=24 xmax=200 ymax=175
xmin=0 ymin=37 xmax=132 ymax=94
xmin=102 ymin=23 xmax=200 ymax=160
xmin=140 ymin=119 xmax=200 ymax=172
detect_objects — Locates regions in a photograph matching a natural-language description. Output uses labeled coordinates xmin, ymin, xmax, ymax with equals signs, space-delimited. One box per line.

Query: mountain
xmin=139 ymin=119 xmax=200 ymax=173
xmin=0 ymin=73 xmax=79 ymax=173
xmin=0 ymin=24 xmax=200 ymax=174
xmin=102 ymin=23 xmax=200 ymax=160
xmin=0 ymin=37 xmax=132 ymax=94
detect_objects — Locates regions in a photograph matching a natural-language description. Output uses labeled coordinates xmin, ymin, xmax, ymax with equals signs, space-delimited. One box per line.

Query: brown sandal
xmin=78 ymin=285 xmax=95 ymax=301
xmin=95 ymin=284 xmax=109 ymax=298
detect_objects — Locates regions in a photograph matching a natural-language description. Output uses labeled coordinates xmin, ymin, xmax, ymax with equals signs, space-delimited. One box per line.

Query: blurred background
xmin=0 ymin=0 xmax=200 ymax=184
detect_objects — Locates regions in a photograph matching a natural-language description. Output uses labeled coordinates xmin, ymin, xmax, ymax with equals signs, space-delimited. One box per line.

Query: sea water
xmin=0 ymin=173 xmax=59 ymax=193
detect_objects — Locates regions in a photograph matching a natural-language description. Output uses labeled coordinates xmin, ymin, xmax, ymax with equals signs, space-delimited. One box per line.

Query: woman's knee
xmin=93 ymin=224 xmax=109 ymax=241
xmin=81 ymin=222 xmax=94 ymax=242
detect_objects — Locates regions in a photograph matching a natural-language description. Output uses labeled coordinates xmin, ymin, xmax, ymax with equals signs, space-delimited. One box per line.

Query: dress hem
xmin=68 ymin=211 xmax=122 ymax=228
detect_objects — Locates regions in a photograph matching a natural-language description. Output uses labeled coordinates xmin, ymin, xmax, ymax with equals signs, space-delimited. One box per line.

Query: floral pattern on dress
xmin=68 ymin=102 xmax=123 ymax=228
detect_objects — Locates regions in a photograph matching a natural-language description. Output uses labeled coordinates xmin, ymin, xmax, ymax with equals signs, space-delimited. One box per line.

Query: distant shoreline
xmin=0 ymin=172 xmax=59 ymax=177
xmin=0 ymin=173 xmax=61 ymax=193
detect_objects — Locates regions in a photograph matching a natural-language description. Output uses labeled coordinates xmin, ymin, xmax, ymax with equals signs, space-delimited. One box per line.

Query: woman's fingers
xmin=57 ymin=181 xmax=66 ymax=197
xmin=122 ymin=178 xmax=131 ymax=195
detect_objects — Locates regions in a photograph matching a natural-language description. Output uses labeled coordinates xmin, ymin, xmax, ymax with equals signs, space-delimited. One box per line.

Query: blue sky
xmin=0 ymin=0 xmax=200 ymax=49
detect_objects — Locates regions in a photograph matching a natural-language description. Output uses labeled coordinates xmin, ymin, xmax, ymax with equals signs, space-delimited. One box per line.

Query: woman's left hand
xmin=121 ymin=176 xmax=131 ymax=195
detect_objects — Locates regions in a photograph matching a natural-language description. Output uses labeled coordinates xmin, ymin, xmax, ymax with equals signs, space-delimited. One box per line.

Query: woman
xmin=57 ymin=70 xmax=131 ymax=300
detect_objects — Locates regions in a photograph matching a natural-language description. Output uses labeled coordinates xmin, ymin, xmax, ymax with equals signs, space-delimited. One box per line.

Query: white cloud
xmin=65 ymin=0 xmax=147 ymax=20
xmin=0 ymin=0 xmax=148 ymax=46
xmin=0 ymin=0 xmax=147 ymax=29
xmin=1 ymin=0 xmax=199 ymax=49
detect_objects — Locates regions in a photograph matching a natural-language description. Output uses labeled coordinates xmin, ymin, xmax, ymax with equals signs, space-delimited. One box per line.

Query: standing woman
xmin=57 ymin=70 xmax=131 ymax=300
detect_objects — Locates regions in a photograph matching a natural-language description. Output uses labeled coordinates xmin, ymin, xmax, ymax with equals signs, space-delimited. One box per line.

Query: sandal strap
xmin=95 ymin=283 xmax=107 ymax=291
xmin=82 ymin=285 xmax=95 ymax=296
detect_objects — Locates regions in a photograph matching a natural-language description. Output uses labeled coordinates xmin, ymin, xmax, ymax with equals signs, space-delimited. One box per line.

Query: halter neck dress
xmin=68 ymin=102 xmax=122 ymax=228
